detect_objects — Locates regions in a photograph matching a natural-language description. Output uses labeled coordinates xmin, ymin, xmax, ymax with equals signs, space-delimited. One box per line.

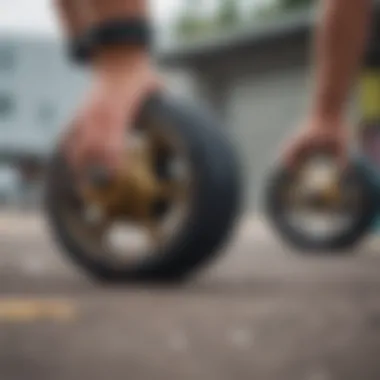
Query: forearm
xmin=55 ymin=0 xmax=150 ymax=70
xmin=55 ymin=0 xmax=148 ymax=35
xmin=54 ymin=0 xmax=89 ymax=39
xmin=87 ymin=0 xmax=151 ymax=71
xmin=89 ymin=0 xmax=148 ymax=22
xmin=311 ymin=0 xmax=371 ymax=120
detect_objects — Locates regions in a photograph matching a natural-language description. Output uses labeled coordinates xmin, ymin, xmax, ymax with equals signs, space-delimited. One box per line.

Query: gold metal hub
xmin=79 ymin=131 xmax=186 ymax=244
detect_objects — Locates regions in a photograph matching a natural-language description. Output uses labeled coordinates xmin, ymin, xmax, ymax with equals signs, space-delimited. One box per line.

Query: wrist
xmin=311 ymin=109 xmax=344 ymax=123
xmin=310 ymin=84 xmax=349 ymax=126
xmin=84 ymin=17 xmax=152 ymax=66
xmin=304 ymin=107 xmax=346 ymax=134
xmin=309 ymin=100 xmax=346 ymax=125
xmin=93 ymin=47 xmax=151 ymax=77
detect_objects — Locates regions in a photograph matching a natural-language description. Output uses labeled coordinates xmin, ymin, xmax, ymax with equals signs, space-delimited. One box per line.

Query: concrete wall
xmin=225 ymin=65 xmax=310 ymax=210
xmin=0 ymin=35 xmax=197 ymax=203
xmin=187 ymin=36 xmax=359 ymax=211
xmin=182 ymin=36 xmax=310 ymax=211
xmin=0 ymin=33 xmax=360 ymax=209
xmin=0 ymin=36 xmax=88 ymax=155
xmin=0 ymin=36 xmax=195 ymax=157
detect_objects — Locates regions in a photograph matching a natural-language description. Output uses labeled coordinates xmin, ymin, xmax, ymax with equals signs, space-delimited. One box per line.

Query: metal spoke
xmin=158 ymin=180 xmax=188 ymax=202
xmin=52 ymin=124 xmax=192 ymax=264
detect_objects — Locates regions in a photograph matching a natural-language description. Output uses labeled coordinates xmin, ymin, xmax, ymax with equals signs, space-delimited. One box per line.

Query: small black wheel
xmin=44 ymin=94 xmax=242 ymax=282
xmin=264 ymin=154 xmax=378 ymax=253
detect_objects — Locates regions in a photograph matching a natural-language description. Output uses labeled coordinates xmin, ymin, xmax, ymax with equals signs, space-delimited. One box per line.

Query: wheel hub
xmin=77 ymin=131 xmax=187 ymax=248
xmin=82 ymin=139 xmax=164 ymax=221
xmin=286 ymin=160 xmax=346 ymax=211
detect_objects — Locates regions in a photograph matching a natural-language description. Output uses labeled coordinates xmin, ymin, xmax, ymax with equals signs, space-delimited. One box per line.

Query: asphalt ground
xmin=2 ymin=212 xmax=380 ymax=380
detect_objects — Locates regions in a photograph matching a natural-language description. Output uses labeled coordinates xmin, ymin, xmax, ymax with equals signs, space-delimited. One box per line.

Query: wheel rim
xmin=277 ymin=158 xmax=363 ymax=241
xmin=52 ymin=121 xmax=194 ymax=267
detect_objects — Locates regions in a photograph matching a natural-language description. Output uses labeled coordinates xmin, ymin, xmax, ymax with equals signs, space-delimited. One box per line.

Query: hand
xmin=64 ymin=50 xmax=162 ymax=182
xmin=282 ymin=113 xmax=349 ymax=169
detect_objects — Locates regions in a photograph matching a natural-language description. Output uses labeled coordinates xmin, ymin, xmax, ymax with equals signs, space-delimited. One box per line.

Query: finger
xmin=62 ymin=120 xmax=85 ymax=175
xmin=80 ymin=126 xmax=125 ymax=184
xmin=61 ymin=119 xmax=78 ymax=157
xmin=282 ymin=142 xmax=299 ymax=170
xmin=283 ymin=135 xmax=313 ymax=170
xmin=97 ymin=137 xmax=125 ymax=175
xmin=312 ymin=134 xmax=347 ymax=168
xmin=336 ymin=140 xmax=349 ymax=171
xmin=71 ymin=119 xmax=102 ymax=182
xmin=127 ymin=78 xmax=163 ymax=124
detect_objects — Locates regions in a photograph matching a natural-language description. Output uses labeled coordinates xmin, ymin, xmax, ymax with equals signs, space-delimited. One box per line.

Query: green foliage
xmin=176 ymin=15 xmax=204 ymax=38
xmin=175 ymin=0 xmax=241 ymax=41
xmin=253 ymin=0 xmax=314 ymax=21
xmin=175 ymin=16 xmax=216 ymax=41
xmin=252 ymin=2 xmax=281 ymax=21
xmin=175 ymin=0 xmax=210 ymax=40
xmin=216 ymin=0 xmax=240 ymax=28
xmin=277 ymin=0 xmax=315 ymax=10
xmin=175 ymin=0 xmax=315 ymax=41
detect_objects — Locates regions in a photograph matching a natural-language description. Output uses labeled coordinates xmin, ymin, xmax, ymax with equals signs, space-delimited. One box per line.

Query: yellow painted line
xmin=0 ymin=298 xmax=78 ymax=323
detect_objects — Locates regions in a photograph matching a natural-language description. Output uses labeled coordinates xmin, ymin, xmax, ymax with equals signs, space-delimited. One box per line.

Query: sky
xmin=0 ymin=0 xmax=265 ymax=36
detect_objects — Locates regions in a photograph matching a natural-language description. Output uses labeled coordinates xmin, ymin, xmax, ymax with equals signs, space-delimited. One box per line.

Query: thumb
xmin=102 ymin=132 xmax=127 ymax=175
xmin=282 ymin=134 xmax=310 ymax=171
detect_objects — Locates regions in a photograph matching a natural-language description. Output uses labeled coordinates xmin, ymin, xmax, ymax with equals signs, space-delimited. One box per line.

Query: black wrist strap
xmin=68 ymin=36 xmax=92 ymax=65
xmin=69 ymin=18 xmax=151 ymax=65
xmin=88 ymin=18 xmax=152 ymax=49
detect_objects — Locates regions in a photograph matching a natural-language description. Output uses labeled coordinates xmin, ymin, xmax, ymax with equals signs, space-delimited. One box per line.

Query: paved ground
xmin=2 ymin=212 xmax=380 ymax=380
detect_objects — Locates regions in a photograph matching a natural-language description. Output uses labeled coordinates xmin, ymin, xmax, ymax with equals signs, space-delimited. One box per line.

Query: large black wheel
xmin=264 ymin=154 xmax=378 ymax=253
xmin=44 ymin=94 xmax=242 ymax=282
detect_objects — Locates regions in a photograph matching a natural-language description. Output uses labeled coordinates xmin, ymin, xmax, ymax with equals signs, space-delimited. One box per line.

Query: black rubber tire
xmin=264 ymin=159 xmax=378 ymax=253
xmin=44 ymin=94 xmax=242 ymax=283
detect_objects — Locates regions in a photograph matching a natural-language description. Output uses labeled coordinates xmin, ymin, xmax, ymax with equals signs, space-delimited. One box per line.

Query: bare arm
xmin=54 ymin=0 xmax=149 ymax=45
xmin=54 ymin=0 xmax=151 ymax=75
xmin=54 ymin=0 xmax=88 ymax=39
xmin=56 ymin=0 xmax=159 ymax=176
xmin=89 ymin=0 xmax=148 ymax=21
xmin=311 ymin=0 xmax=371 ymax=121
xmin=86 ymin=0 xmax=151 ymax=73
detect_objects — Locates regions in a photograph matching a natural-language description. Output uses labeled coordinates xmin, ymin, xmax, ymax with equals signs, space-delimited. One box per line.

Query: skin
xmin=55 ymin=0 xmax=86 ymax=39
xmin=284 ymin=0 xmax=372 ymax=168
xmin=55 ymin=0 xmax=370 ymax=177
xmin=54 ymin=0 xmax=161 ymax=178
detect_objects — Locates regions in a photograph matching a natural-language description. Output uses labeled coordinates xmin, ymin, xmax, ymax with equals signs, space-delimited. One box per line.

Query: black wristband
xmin=88 ymin=18 xmax=151 ymax=50
xmin=68 ymin=36 xmax=92 ymax=65
xmin=68 ymin=19 xmax=151 ymax=65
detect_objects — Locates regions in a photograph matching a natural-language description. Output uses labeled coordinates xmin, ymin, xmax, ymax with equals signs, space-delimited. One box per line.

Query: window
xmin=0 ymin=94 xmax=15 ymax=119
xmin=0 ymin=46 xmax=16 ymax=72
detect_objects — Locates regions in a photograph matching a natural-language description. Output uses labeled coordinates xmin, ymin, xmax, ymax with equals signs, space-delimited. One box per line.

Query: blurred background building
xmin=0 ymin=0 xmax=346 ymax=210
xmin=162 ymin=8 xmax=317 ymax=210
xmin=0 ymin=34 xmax=88 ymax=206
